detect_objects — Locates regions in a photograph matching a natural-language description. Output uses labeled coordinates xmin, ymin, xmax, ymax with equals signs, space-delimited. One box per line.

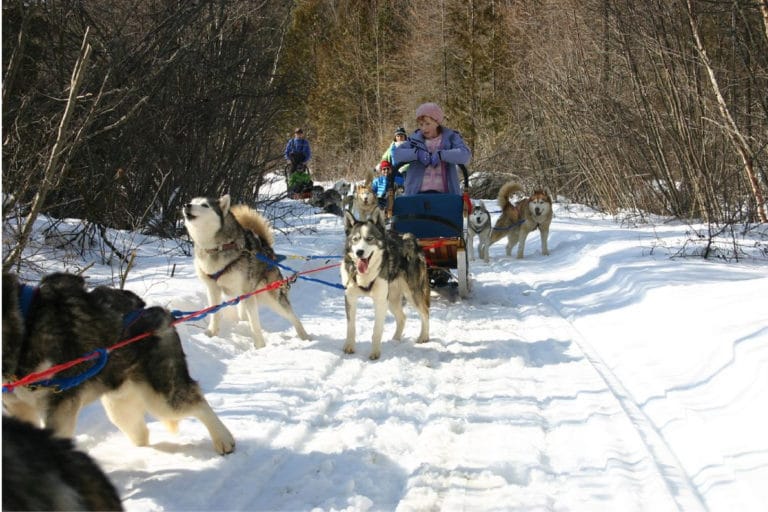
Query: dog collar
xmin=205 ymin=242 xmax=239 ymax=254
xmin=358 ymin=281 xmax=375 ymax=292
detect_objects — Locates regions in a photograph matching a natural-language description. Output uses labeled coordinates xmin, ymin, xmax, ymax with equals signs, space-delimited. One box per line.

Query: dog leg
xmin=188 ymin=401 xmax=236 ymax=455
xmin=241 ymin=296 xmax=266 ymax=349
xmin=415 ymin=302 xmax=430 ymax=344
xmin=101 ymin=385 xmax=150 ymax=446
xmin=2 ymin=394 xmax=43 ymax=428
xmin=517 ymin=228 xmax=530 ymax=259
xmin=369 ymin=282 xmax=388 ymax=360
xmin=505 ymin=233 xmax=517 ymax=257
xmin=45 ymin=397 xmax=84 ymax=439
xmin=540 ymin=226 xmax=550 ymax=256
xmin=138 ymin=381 xmax=235 ymax=455
xmin=388 ymin=285 xmax=406 ymax=342
xmin=204 ymin=281 xmax=223 ymax=337
xmin=467 ymin=232 xmax=476 ymax=261
xmin=343 ymin=294 xmax=358 ymax=355
xmin=259 ymin=289 xmax=310 ymax=341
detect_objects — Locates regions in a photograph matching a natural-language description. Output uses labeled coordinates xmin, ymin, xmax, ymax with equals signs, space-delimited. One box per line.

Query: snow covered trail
xmin=64 ymin=201 xmax=767 ymax=511
xmin=76 ymin=206 xmax=696 ymax=511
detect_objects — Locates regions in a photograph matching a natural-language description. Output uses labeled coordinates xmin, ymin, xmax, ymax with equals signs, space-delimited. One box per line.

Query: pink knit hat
xmin=415 ymin=102 xmax=444 ymax=124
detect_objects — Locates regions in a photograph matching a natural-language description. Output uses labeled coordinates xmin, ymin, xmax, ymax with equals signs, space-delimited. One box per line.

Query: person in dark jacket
xmin=392 ymin=103 xmax=471 ymax=195
xmin=284 ymin=127 xmax=312 ymax=174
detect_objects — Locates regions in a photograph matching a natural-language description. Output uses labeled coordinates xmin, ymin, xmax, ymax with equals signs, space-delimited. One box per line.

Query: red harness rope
xmin=2 ymin=261 xmax=342 ymax=393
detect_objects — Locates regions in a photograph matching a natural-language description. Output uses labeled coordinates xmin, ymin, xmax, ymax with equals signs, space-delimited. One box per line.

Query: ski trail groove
xmin=521 ymin=281 xmax=708 ymax=512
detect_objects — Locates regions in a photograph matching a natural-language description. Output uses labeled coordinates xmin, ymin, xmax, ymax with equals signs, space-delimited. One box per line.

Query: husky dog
xmin=2 ymin=272 xmax=235 ymax=455
xmin=341 ymin=209 xmax=430 ymax=360
xmin=466 ymin=200 xmax=492 ymax=262
xmin=489 ymin=182 xmax=553 ymax=259
xmin=3 ymin=416 xmax=123 ymax=511
xmin=353 ymin=180 xmax=378 ymax=222
xmin=183 ymin=195 xmax=309 ymax=348
xmin=333 ymin=179 xmax=351 ymax=197
xmin=311 ymin=187 xmax=344 ymax=216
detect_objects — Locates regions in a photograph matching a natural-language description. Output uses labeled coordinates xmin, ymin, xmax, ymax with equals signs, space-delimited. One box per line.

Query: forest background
xmin=3 ymin=0 xmax=768 ymax=272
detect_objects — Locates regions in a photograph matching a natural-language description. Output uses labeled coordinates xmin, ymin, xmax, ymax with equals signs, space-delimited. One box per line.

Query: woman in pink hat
xmin=392 ymin=102 xmax=471 ymax=195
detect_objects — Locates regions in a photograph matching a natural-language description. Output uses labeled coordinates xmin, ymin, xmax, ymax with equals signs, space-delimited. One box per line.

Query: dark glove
xmin=416 ymin=149 xmax=431 ymax=166
xmin=429 ymin=151 xmax=441 ymax=167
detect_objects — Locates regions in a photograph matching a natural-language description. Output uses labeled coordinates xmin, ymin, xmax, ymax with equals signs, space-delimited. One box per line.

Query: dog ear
xmin=370 ymin=207 xmax=386 ymax=229
xmin=219 ymin=194 xmax=231 ymax=215
xmin=343 ymin=210 xmax=357 ymax=234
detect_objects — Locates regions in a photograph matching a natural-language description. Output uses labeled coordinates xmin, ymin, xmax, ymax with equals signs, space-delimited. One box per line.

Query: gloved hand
xmin=416 ymin=149 xmax=431 ymax=166
xmin=429 ymin=151 xmax=441 ymax=167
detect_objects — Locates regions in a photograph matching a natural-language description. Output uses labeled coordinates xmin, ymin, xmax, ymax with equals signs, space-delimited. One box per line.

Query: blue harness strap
xmin=492 ymin=218 xmax=526 ymax=231
xmin=19 ymin=284 xmax=38 ymax=320
xmin=34 ymin=349 xmax=109 ymax=392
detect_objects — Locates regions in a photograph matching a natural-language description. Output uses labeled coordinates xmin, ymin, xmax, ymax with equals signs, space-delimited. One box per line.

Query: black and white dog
xmin=341 ymin=209 xmax=430 ymax=360
xmin=3 ymin=416 xmax=123 ymax=511
xmin=2 ymin=272 xmax=235 ymax=455
xmin=467 ymin=200 xmax=492 ymax=263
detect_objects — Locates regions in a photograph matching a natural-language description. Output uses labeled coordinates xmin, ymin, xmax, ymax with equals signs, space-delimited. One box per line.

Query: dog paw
xmin=252 ymin=338 xmax=266 ymax=349
xmin=205 ymin=328 xmax=219 ymax=337
xmin=368 ymin=350 xmax=381 ymax=360
xmin=213 ymin=433 xmax=236 ymax=455
xmin=542 ymin=250 xmax=550 ymax=256
xmin=343 ymin=342 xmax=355 ymax=354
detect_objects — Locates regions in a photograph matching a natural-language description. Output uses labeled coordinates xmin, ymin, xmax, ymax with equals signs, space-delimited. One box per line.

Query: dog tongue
xmin=356 ymin=257 xmax=369 ymax=274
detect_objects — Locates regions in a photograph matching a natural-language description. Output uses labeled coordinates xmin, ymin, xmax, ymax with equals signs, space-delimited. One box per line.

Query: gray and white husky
xmin=341 ymin=209 xmax=430 ymax=360
xmin=467 ymin=200 xmax=492 ymax=263
xmin=183 ymin=194 xmax=309 ymax=348
xmin=2 ymin=272 xmax=235 ymax=455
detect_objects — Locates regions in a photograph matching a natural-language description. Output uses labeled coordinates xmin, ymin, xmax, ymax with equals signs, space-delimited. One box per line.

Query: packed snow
xmin=5 ymin=178 xmax=768 ymax=511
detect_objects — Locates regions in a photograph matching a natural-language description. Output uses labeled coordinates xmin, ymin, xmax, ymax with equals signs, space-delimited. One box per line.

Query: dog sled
xmin=390 ymin=166 xmax=471 ymax=298
xmin=286 ymin=165 xmax=313 ymax=200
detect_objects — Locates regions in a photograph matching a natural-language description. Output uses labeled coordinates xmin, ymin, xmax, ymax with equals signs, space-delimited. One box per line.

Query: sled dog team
xmin=2 ymin=181 xmax=552 ymax=508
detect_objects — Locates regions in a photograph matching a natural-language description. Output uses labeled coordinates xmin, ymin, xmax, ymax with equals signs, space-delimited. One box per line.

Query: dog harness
xmin=18 ymin=283 xmax=38 ymax=321
xmin=357 ymin=280 xmax=375 ymax=292
xmin=205 ymin=242 xmax=239 ymax=254
xmin=468 ymin=217 xmax=491 ymax=234
xmin=202 ymin=240 xmax=245 ymax=281
xmin=206 ymin=254 xmax=245 ymax=281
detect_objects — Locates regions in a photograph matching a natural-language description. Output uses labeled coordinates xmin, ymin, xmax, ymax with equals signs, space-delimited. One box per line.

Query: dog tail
xmin=497 ymin=182 xmax=524 ymax=209
xmin=230 ymin=205 xmax=275 ymax=248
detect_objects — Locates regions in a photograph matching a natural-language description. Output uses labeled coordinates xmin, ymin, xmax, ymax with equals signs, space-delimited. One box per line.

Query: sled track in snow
xmin=517 ymin=279 xmax=708 ymax=512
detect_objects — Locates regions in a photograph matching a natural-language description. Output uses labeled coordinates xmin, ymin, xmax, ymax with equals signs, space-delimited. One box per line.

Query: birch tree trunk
xmin=683 ymin=0 xmax=767 ymax=223
xmin=3 ymin=29 xmax=93 ymax=271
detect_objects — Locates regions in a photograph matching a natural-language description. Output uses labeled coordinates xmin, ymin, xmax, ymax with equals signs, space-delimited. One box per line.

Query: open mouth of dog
xmin=355 ymin=253 xmax=371 ymax=274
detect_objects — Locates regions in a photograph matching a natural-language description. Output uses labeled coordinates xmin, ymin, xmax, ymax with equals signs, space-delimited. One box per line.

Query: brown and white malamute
xmin=489 ymin=182 xmax=553 ymax=259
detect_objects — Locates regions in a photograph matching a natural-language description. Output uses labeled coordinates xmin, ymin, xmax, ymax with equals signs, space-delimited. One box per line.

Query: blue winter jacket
xmin=371 ymin=174 xmax=404 ymax=198
xmin=284 ymin=137 xmax=312 ymax=163
xmin=392 ymin=127 xmax=471 ymax=195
